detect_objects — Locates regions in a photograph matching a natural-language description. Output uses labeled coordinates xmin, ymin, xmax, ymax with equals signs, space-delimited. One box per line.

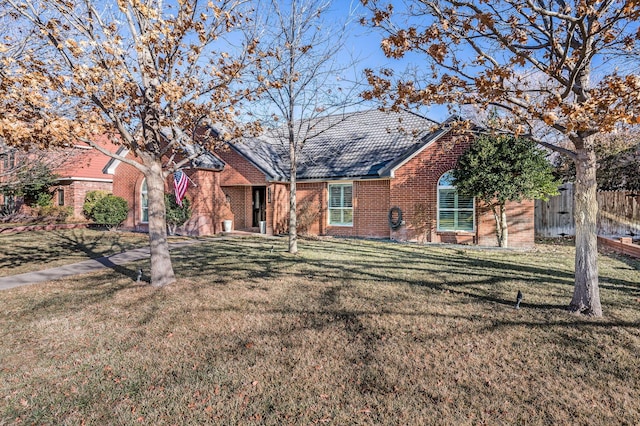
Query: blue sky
xmin=322 ymin=1 xmax=453 ymax=122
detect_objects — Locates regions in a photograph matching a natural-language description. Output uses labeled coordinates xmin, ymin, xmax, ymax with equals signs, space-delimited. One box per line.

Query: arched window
xmin=437 ymin=171 xmax=474 ymax=231
xmin=140 ymin=179 xmax=148 ymax=223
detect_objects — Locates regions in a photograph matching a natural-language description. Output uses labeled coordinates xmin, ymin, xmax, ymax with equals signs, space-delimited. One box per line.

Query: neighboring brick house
xmin=0 ymin=137 xmax=116 ymax=219
xmin=52 ymin=136 xmax=118 ymax=219
xmin=112 ymin=109 xmax=535 ymax=247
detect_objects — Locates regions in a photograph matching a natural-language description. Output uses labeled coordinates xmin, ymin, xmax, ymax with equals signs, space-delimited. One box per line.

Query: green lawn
xmin=0 ymin=236 xmax=639 ymax=424
xmin=0 ymin=228 xmax=151 ymax=277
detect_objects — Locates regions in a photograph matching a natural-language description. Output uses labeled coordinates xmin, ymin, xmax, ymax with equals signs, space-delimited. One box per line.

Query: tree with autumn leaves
xmin=362 ymin=0 xmax=640 ymax=316
xmin=0 ymin=0 xmax=260 ymax=286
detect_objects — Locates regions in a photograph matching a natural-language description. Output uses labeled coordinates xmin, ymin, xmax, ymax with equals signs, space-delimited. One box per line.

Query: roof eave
xmin=227 ymin=142 xmax=282 ymax=181
xmin=191 ymin=165 xmax=225 ymax=172
xmin=102 ymin=147 xmax=129 ymax=175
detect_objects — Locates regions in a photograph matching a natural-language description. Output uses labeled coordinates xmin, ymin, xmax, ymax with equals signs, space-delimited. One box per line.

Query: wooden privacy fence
xmin=535 ymin=183 xmax=575 ymax=237
xmin=535 ymin=184 xmax=640 ymax=238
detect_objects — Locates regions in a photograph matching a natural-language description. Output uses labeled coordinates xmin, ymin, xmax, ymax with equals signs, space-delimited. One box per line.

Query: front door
xmin=252 ymin=187 xmax=266 ymax=227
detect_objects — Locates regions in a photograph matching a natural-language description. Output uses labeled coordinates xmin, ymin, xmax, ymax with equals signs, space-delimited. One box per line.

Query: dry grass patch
xmin=0 ymin=229 xmax=150 ymax=276
xmin=1 ymin=237 xmax=639 ymax=425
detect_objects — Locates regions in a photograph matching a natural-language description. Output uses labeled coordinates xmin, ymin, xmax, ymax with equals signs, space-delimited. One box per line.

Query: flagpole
xmin=184 ymin=173 xmax=198 ymax=188
xmin=171 ymin=159 xmax=199 ymax=188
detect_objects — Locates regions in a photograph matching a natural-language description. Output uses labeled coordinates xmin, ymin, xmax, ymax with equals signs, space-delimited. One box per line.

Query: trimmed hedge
xmin=92 ymin=195 xmax=128 ymax=230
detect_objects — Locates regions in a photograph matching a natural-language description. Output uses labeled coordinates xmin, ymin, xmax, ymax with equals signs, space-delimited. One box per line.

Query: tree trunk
xmin=499 ymin=204 xmax=508 ymax=248
xmin=287 ymin=15 xmax=298 ymax=256
xmin=288 ymin=136 xmax=298 ymax=254
xmin=491 ymin=203 xmax=508 ymax=247
xmin=569 ymin=144 xmax=602 ymax=316
xmin=146 ymin=161 xmax=176 ymax=287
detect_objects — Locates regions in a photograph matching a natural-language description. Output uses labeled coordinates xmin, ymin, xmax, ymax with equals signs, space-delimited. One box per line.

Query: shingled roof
xmin=229 ymin=109 xmax=444 ymax=181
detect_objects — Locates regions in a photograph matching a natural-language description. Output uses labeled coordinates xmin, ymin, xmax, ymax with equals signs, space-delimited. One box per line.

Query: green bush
xmin=0 ymin=161 xmax=59 ymax=206
xmin=165 ymin=193 xmax=192 ymax=235
xmin=35 ymin=192 xmax=53 ymax=208
xmin=92 ymin=195 xmax=128 ymax=230
xmin=83 ymin=190 xmax=110 ymax=219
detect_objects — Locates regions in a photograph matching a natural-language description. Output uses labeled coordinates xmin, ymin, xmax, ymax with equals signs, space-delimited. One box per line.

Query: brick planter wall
xmin=598 ymin=236 xmax=640 ymax=259
xmin=0 ymin=223 xmax=88 ymax=234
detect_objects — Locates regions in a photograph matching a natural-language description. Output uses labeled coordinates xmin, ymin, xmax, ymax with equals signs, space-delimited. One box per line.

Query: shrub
xmin=0 ymin=162 xmax=59 ymax=206
xmin=83 ymin=190 xmax=110 ymax=219
xmin=34 ymin=192 xmax=53 ymax=208
xmin=165 ymin=193 xmax=192 ymax=235
xmin=92 ymin=195 xmax=128 ymax=230
xmin=35 ymin=205 xmax=72 ymax=223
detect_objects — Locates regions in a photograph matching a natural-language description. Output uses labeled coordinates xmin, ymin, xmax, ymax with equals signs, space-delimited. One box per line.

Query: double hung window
xmin=328 ymin=183 xmax=353 ymax=226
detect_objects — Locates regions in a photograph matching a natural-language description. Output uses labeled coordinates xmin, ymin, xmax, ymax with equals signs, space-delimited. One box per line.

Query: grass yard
xmin=0 ymin=229 xmax=152 ymax=277
xmin=0 ymin=236 xmax=639 ymax=425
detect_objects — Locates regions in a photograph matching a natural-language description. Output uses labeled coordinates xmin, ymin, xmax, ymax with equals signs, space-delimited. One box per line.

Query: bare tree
xmin=0 ymin=0 xmax=260 ymax=286
xmin=362 ymin=0 xmax=640 ymax=316
xmin=251 ymin=0 xmax=363 ymax=254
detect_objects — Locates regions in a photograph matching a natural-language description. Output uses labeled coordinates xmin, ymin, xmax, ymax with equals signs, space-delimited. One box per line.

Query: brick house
xmin=110 ymin=143 xmax=233 ymax=235
xmin=52 ymin=136 xmax=119 ymax=219
xmin=0 ymin=137 xmax=116 ymax=219
xmin=113 ymin=109 xmax=535 ymax=247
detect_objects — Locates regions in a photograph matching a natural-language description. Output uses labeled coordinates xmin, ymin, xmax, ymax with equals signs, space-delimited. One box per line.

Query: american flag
xmin=173 ymin=169 xmax=189 ymax=207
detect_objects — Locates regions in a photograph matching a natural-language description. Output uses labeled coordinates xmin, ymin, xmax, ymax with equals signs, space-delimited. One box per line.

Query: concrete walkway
xmin=0 ymin=239 xmax=205 ymax=291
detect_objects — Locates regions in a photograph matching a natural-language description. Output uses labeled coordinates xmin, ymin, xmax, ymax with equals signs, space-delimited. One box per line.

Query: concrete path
xmin=0 ymin=239 xmax=204 ymax=291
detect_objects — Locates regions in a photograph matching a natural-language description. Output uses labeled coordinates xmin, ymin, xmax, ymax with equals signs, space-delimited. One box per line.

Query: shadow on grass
xmin=172 ymin=239 xmax=577 ymax=306
xmin=8 ymin=236 xmax=639 ymax=331
xmin=170 ymin=237 xmax=640 ymax=320
xmin=0 ymin=228 xmax=147 ymax=274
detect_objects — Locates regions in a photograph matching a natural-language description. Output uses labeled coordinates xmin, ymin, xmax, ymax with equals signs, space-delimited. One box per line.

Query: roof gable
xmin=55 ymin=135 xmax=120 ymax=180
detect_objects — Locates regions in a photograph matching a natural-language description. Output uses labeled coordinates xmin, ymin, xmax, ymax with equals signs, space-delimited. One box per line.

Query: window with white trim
xmin=437 ymin=172 xmax=474 ymax=231
xmin=140 ymin=179 xmax=148 ymax=223
xmin=328 ymin=183 xmax=353 ymax=226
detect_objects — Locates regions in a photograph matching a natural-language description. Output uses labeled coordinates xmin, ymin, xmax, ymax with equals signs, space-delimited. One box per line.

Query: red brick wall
xmin=222 ymin=186 xmax=248 ymax=230
xmin=58 ymin=180 xmax=113 ymax=219
xmin=353 ymin=180 xmax=391 ymax=238
xmin=181 ymin=171 xmax=233 ymax=235
xmin=476 ymin=200 xmax=535 ymax=248
xmin=112 ymin=159 xmax=146 ymax=231
xmin=388 ymin=133 xmax=534 ymax=248
xmin=218 ymin=148 xmax=268 ymax=186
xmin=391 ymin=133 xmax=471 ymax=243
xmin=296 ymin=182 xmax=325 ymax=235
xmin=283 ymin=180 xmax=391 ymax=239
xmin=269 ymin=182 xmax=329 ymax=236
xmin=271 ymin=183 xmax=290 ymax=235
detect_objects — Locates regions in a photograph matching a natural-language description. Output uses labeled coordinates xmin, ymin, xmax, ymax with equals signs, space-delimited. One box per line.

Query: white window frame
xmin=140 ymin=179 xmax=148 ymax=223
xmin=328 ymin=182 xmax=353 ymax=226
xmin=437 ymin=171 xmax=475 ymax=232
